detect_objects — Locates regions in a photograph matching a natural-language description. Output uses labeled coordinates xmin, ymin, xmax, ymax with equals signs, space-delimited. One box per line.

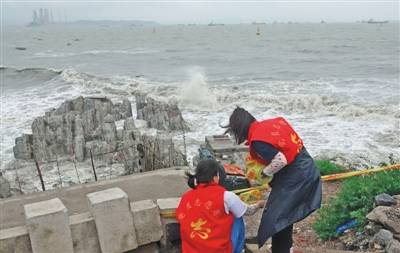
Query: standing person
xmin=223 ymin=106 xmax=322 ymax=253
xmin=176 ymin=159 xmax=265 ymax=253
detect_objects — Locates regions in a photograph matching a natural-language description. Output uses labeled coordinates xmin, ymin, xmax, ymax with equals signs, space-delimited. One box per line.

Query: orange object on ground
xmin=223 ymin=163 xmax=245 ymax=176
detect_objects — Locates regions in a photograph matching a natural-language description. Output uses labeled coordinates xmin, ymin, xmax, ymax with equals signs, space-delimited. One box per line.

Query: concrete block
xmin=131 ymin=199 xmax=163 ymax=245
xmin=156 ymin=198 xmax=181 ymax=250
xmin=24 ymin=198 xmax=73 ymax=253
xmin=70 ymin=212 xmax=101 ymax=253
xmin=205 ymin=135 xmax=247 ymax=153
xmin=0 ymin=226 xmax=32 ymax=253
xmin=157 ymin=198 xmax=180 ymax=213
xmin=87 ymin=187 xmax=137 ymax=253
xmin=126 ymin=242 xmax=160 ymax=253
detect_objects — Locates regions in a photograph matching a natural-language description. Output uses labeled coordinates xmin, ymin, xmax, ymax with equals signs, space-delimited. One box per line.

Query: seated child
xmin=176 ymin=159 xmax=265 ymax=253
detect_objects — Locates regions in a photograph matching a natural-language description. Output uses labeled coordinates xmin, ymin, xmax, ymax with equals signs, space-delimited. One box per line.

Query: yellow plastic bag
xmin=245 ymin=153 xmax=273 ymax=186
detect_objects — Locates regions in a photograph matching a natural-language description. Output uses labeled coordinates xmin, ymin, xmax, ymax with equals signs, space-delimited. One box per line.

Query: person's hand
xmin=248 ymin=179 xmax=261 ymax=187
xmin=256 ymin=200 xmax=266 ymax=209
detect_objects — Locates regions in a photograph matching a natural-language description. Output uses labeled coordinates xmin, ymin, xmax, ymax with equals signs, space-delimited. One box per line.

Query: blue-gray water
xmin=1 ymin=23 xmax=399 ymax=170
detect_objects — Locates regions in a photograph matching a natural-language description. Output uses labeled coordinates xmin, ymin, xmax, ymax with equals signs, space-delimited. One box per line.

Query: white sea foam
xmin=178 ymin=67 xmax=219 ymax=110
xmin=1 ymin=67 xmax=398 ymax=173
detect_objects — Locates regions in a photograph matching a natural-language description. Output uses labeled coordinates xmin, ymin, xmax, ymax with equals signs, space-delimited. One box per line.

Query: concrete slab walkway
xmin=0 ymin=168 xmax=188 ymax=229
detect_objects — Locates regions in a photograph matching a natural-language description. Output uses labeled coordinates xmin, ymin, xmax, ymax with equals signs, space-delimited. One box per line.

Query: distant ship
xmin=252 ymin=22 xmax=266 ymax=25
xmin=367 ymin=19 xmax=389 ymax=24
xmin=208 ymin=22 xmax=224 ymax=26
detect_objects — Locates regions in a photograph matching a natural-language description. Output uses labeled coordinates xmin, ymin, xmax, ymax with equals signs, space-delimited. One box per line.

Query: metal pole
xmin=182 ymin=128 xmax=188 ymax=166
xmin=90 ymin=149 xmax=97 ymax=181
xmin=15 ymin=167 xmax=22 ymax=192
xmin=34 ymin=159 xmax=46 ymax=191
xmin=55 ymin=155 xmax=62 ymax=187
xmin=72 ymin=154 xmax=81 ymax=184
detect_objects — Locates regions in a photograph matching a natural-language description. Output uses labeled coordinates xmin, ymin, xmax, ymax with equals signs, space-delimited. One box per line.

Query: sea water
xmin=1 ymin=23 xmax=399 ymax=172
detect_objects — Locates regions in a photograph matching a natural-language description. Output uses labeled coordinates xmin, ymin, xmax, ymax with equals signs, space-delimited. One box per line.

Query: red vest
xmin=176 ymin=183 xmax=234 ymax=253
xmin=247 ymin=117 xmax=303 ymax=164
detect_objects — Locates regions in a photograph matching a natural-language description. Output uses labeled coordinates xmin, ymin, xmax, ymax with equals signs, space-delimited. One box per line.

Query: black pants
xmin=271 ymin=225 xmax=293 ymax=253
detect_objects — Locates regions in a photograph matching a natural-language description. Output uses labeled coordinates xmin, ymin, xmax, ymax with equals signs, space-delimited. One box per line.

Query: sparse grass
xmin=313 ymin=169 xmax=400 ymax=240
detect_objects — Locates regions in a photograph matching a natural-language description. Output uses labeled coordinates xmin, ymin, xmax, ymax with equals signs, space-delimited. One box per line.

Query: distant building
xmin=29 ymin=8 xmax=54 ymax=26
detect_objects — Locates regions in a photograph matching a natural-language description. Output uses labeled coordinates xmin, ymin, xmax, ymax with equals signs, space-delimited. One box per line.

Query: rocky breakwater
xmin=340 ymin=193 xmax=400 ymax=253
xmin=136 ymin=93 xmax=189 ymax=132
xmin=2 ymin=96 xmax=188 ymax=197
xmin=13 ymin=96 xmax=132 ymax=163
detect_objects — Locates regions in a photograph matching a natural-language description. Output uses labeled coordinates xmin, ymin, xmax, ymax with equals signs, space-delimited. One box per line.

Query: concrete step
xmin=245 ymin=244 xmax=379 ymax=253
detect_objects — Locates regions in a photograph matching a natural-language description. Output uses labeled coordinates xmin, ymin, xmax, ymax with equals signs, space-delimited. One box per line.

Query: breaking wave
xmin=1 ymin=66 xmax=62 ymax=89
xmin=218 ymin=92 xmax=399 ymax=119
xmin=177 ymin=67 xmax=219 ymax=110
xmin=2 ymin=67 xmax=399 ymax=171
xmin=59 ymin=68 xmax=398 ymax=120
xmin=1 ymin=66 xmax=61 ymax=80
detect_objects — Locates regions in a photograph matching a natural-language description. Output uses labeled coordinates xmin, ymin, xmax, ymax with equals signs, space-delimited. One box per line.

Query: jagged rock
xmin=13 ymin=134 xmax=33 ymax=159
xmin=140 ymin=134 xmax=187 ymax=171
xmin=101 ymin=122 xmax=117 ymax=146
xmin=104 ymin=114 xmax=114 ymax=123
xmin=13 ymin=96 xmax=132 ymax=163
xmin=123 ymin=118 xmax=136 ymax=131
xmin=121 ymin=126 xmax=141 ymax=174
xmin=86 ymin=141 xmax=116 ymax=156
xmin=373 ymin=229 xmax=393 ymax=247
xmin=373 ymin=243 xmax=383 ymax=250
xmin=0 ymin=172 xmax=11 ymax=198
xmin=340 ymin=232 xmax=370 ymax=251
xmin=367 ymin=206 xmax=400 ymax=234
xmin=134 ymin=119 xmax=148 ymax=129
xmin=116 ymin=129 xmax=124 ymax=141
xmin=74 ymin=136 xmax=85 ymax=162
xmin=375 ymin=193 xmax=397 ymax=206
xmin=74 ymin=115 xmax=85 ymax=137
xmin=7 ymin=96 xmax=187 ymax=196
xmin=136 ymin=93 xmax=189 ymax=131
xmin=386 ymin=239 xmax=400 ymax=253
xmin=113 ymin=98 xmax=132 ymax=121
xmin=365 ymin=222 xmax=384 ymax=236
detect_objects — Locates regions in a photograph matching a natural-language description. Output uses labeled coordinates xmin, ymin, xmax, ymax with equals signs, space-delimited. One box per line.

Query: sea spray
xmin=179 ymin=68 xmax=218 ymax=110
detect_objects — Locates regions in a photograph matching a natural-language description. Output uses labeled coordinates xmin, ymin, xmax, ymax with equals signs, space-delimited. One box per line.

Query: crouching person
xmin=176 ymin=159 xmax=264 ymax=253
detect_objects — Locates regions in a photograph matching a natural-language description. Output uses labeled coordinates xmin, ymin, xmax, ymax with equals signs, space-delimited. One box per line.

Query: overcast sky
xmin=2 ymin=0 xmax=399 ymax=25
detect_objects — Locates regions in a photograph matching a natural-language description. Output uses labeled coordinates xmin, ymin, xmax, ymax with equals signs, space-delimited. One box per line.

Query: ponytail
xmin=186 ymin=159 xmax=220 ymax=189
xmin=185 ymin=171 xmax=196 ymax=189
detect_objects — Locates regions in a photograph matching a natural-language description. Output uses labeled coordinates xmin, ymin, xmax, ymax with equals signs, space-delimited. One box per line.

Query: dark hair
xmin=186 ymin=159 xmax=220 ymax=189
xmin=222 ymin=106 xmax=256 ymax=144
